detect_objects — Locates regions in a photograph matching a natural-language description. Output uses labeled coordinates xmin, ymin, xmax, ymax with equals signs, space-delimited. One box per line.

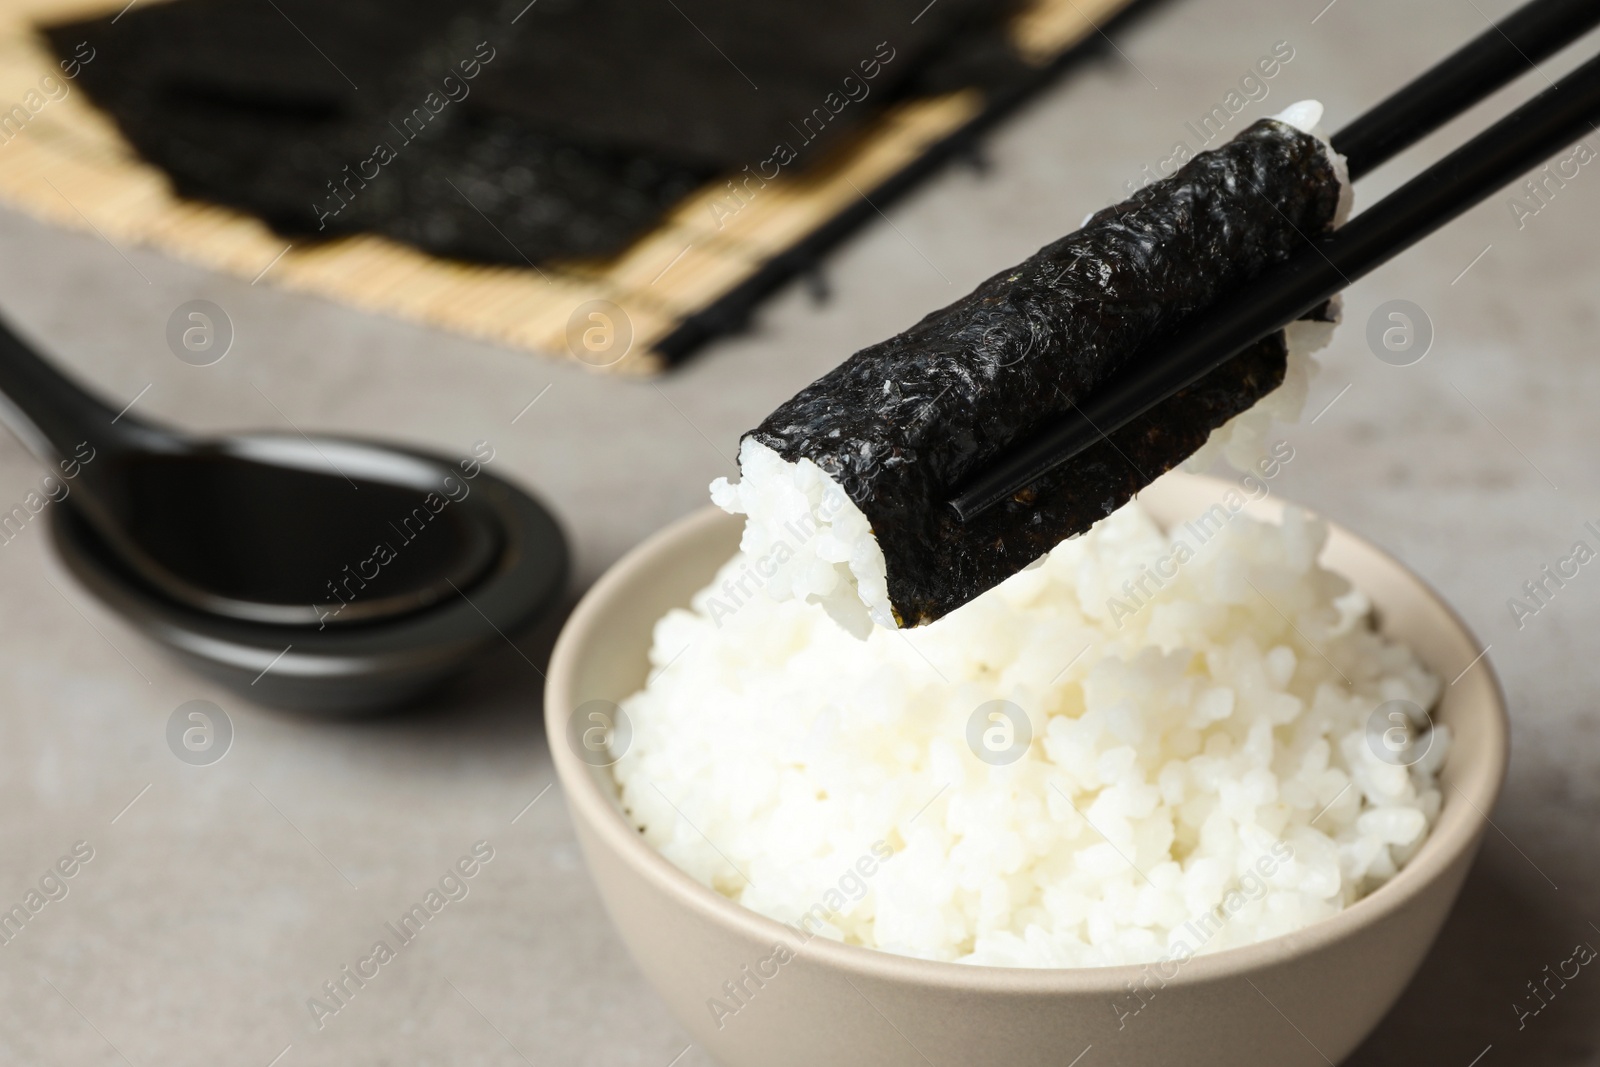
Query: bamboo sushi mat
xmin=0 ymin=0 xmax=1134 ymax=374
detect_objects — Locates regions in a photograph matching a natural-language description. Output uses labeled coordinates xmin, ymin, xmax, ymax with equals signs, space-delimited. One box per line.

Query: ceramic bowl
xmin=544 ymin=473 xmax=1508 ymax=1067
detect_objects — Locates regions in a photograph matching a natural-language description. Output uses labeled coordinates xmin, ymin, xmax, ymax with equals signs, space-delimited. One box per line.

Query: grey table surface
xmin=1 ymin=0 xmax=1597 ymax=1063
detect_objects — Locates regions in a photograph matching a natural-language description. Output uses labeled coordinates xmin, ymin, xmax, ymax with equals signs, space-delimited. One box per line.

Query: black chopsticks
xmin=1333 ymin=0 xmax=1600 ymax=179
xmin=951 ymin=0 xmax=1600 ymax=523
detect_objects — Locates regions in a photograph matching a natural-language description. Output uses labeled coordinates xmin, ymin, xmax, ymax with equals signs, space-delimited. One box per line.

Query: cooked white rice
xmin=612 ymin=494 xmax=1447 ymax=968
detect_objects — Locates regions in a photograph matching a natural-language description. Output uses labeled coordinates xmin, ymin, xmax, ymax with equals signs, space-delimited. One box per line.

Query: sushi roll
xmin=712 ymin=102 xmax=1349 ymax=634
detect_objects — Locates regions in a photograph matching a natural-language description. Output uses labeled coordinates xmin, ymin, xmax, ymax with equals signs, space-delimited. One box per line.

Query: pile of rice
xmin=610 ymin=493 xmax=1447 ymax=968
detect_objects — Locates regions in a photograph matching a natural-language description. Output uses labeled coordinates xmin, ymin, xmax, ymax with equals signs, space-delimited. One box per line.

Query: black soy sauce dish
xmin=0 ymin=316 xmax=568 ymax=714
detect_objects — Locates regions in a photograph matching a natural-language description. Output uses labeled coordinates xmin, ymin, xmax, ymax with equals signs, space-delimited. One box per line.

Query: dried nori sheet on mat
xmin=471 ymin=0 xmax=1015 ymax=166
xmin=748 ymin=119 xmax=1342 ymax=626
xmin=43 ymin=0 xmax=1021 ymax=265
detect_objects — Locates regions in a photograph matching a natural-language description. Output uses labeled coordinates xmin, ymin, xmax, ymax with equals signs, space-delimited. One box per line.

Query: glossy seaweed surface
xmin=749 ymin=119 xmax=1341 ymax=625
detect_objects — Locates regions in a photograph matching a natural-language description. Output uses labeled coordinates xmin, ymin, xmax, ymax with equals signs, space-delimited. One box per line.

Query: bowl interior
xmin=548 ymin=472 xmax=1508 ymax=987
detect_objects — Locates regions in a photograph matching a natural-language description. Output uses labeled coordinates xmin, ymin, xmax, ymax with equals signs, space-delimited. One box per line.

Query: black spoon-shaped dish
xmin=0 ymin=307 xmax=569 ymax=714
xmin=49 ymin=432 xmax=568 ymax=715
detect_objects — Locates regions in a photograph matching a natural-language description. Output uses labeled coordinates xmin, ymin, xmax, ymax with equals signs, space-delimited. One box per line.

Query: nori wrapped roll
xmin=713 ymin=105 xmax=1346 ymax=631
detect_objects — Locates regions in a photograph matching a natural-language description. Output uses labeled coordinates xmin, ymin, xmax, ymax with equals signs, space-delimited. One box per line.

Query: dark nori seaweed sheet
xmin=747 ymin=119 xmax=1341 ymax=626
xmin=44 ymin=3 xmax=714 ymax=264
xmin=471 ymin=0 xmax=1021 ymax=167
xmin=42 ymin=0 xmax=1019 ymax=264
xmin=928 ymin=331 xmax=1289 ymax=615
